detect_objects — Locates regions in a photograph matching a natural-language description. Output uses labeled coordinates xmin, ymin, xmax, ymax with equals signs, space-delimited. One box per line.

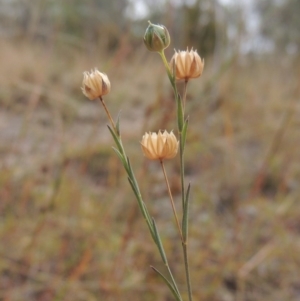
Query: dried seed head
xmin=141 ymin=130 xmax=178 ymax=160
xmin=81 ymin=68 xmax=111 ymax=100
xmin=170 ymin=48 xmax=204 ymax=81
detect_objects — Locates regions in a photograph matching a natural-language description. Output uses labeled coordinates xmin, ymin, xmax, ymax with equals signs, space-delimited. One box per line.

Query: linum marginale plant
xmin=81 ymin=21 xmax=204 ymax=301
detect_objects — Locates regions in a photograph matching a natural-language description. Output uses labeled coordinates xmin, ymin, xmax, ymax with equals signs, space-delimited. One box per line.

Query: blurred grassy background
xmin=0 ymin=0 xmax=300 ymax=300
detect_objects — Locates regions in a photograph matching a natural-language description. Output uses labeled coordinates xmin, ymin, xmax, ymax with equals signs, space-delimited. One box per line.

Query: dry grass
xmin=0 ymin=35 xmax=300 ymax=301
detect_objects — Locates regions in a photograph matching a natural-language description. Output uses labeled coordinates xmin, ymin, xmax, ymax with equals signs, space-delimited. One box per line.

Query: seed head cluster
xmin=141 ymin=130 xmax=179 ymax=161
xmin=81 ymin=68 xmax=111 ymax=100
xmin=170 ymin=48 xmax=204 ymax=81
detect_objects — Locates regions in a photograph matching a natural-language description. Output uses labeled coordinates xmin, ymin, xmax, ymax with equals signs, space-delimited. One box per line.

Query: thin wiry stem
xmin=99 ymin=97 xmax=117 ymax=133
xmin=160 ymin=159 xmax=183 ymax=242
xmin=182 ymin=79 xmax=188 ymax=112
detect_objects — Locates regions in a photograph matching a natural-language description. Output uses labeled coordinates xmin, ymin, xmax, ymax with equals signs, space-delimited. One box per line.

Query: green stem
xmin=183 ymin=242 xmax=193 ymax=301
xmin=179 ymin=81 xmax=193 ymax=301
xmin=159 ymin=52 xmax=193 ymax=300
xmin=159 ymin=50 xmax=185 ymax=209
xmin=166 ymin=265 xmax=182 ymax=300
xmin=159 ymin=51 xmax=176 ymax=90
xmin=99 ymin=98 xmax=183 ymax=300
xmin=179 ymin=133 xmax=185 ymax=210
xmin=179 ymin=80 xmax=188 ymax=210
xmin=99 ymin=98 xmax=153 ymax=234
xmin=179 ymin=125 xmax=193 ymax=301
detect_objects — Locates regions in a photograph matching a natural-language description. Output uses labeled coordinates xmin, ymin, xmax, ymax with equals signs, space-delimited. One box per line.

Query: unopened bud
xmin=143 ymin=21 xmax=170 ymax=52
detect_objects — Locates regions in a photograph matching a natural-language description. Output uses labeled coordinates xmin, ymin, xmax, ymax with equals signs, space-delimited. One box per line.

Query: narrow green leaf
xmin=112 ymin=147 xmax=129 ymax=173
xmin=182 ymin=183 xmax=191 ymax=242
xmin=151 ymin=266 xmax=182 ymax=301
xmin=142 ymin=201 xmax=154 ymax=231
xmin=171 ymin=58 xmax=176 ymax=81
xmin=107 ymin=125 xmax=122 ymax=153
xmin=170 ymin=57 xmax=177 ymax=88
xmin=185 ymin=183 xmax=191 ymax=204
xmin=152 ymin=218 xmax=167 ymax=264
xmin=127 ymin=158 xmax=141 ymax=195
xmin=127 ymin=178 xmax=155 ymax=240
xmin=127 ymin=177 xmax=140 ymax=204
xmin=181 ymin=118 xmax=189 ymax=152
xmin=116 ymin=111 xmax=122 ymax=136
xmin=177 ymin=94 xmax=184 ymax=131
xmin=126 ymin=157 xmax=134 ymax=178
xmin=126 ymin=160 xmax=151 ymax=234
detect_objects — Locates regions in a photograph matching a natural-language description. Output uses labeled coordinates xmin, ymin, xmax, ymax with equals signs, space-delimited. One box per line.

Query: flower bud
xmin=170 ymin=48 xmax=204 ymax=80
xmin=143 ymin=21 xmax=170 ymax=52
xmin=141 ymin=130 xmax=178 ymax=161
xmin=81 ymin=68 xmax=111 ymax=100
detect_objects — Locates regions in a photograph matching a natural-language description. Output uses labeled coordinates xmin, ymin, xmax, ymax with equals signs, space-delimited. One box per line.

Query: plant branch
xmin=99 ymin=96 xmax=117 ymax=133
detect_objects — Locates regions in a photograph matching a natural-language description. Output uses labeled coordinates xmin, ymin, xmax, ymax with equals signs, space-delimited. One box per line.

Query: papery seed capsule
xmin=141 ymin=130 xmax=178 ymax=160
xmin=81 ymin=68 xmax=111 ymax=100
xmin=170 ymin=48 xmax=204 ymax=80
